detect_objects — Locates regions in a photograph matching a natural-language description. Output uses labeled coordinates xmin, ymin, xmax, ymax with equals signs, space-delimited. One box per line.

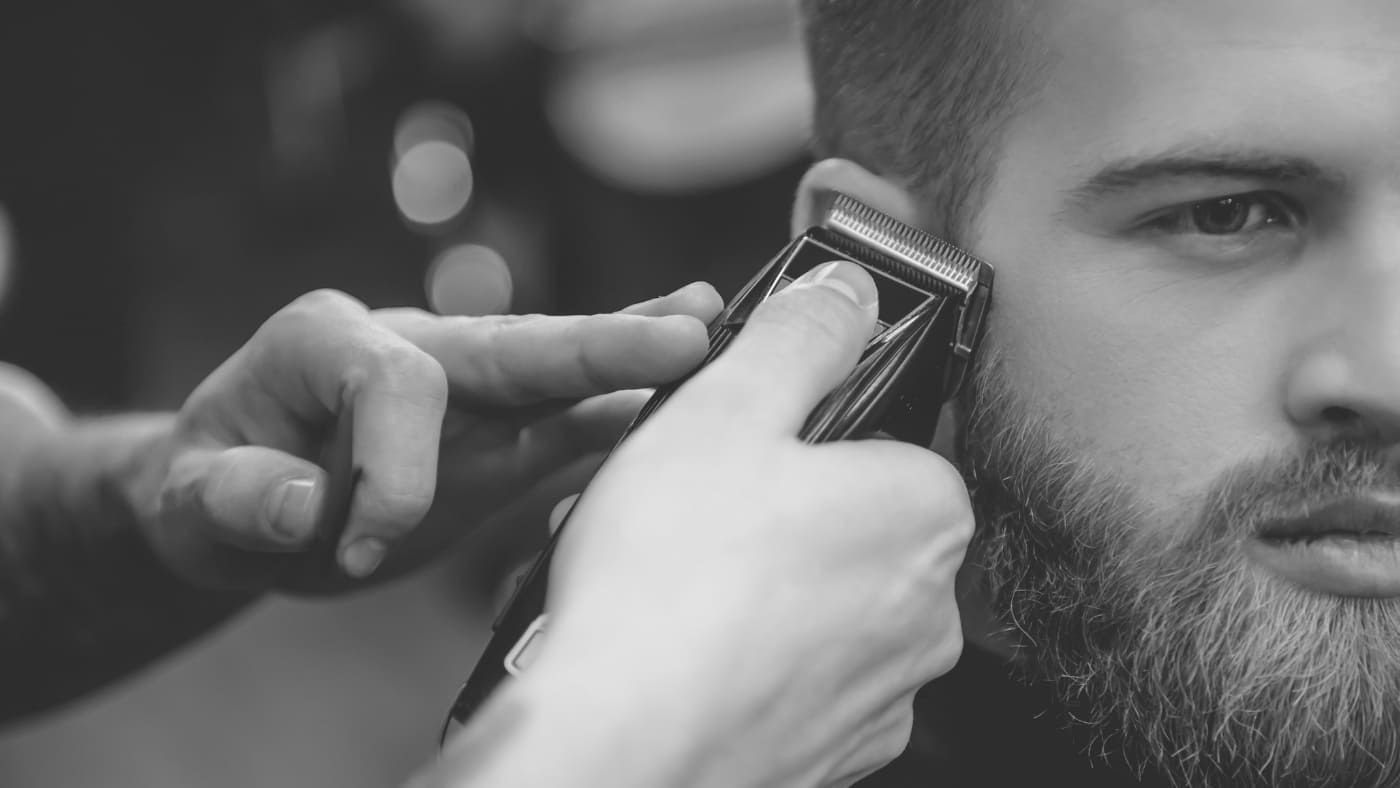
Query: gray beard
xmin=957 ymin=348 xmax=1400 ymax=788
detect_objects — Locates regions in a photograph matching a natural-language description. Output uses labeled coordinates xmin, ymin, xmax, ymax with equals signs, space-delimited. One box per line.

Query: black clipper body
xmin=441 ymin=192 xmax=993 ymax=740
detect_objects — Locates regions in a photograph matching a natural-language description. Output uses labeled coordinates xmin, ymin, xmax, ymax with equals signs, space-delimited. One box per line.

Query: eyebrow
xmin=1065 ymin=147 xmax=1348 ymax=208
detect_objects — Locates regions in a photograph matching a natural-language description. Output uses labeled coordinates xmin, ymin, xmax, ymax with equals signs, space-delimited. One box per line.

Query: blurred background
xmin=0 ymin=1 xmax=811 ymax=785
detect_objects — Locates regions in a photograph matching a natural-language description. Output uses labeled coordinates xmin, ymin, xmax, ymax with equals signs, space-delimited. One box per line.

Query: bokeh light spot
xmin=392 ymin=140 xmax=474 ymax=226
xmin=426 ymin=244 xmax=513 ymax=316
xmin=394 ymin=100 xmax=476 ymax=159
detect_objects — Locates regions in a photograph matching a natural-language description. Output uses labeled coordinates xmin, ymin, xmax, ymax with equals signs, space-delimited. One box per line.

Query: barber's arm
xmin=414 ymin=262 xmax=973 ymax=788
xmin=0 ymin=282 xmax=721 ymax=725
xmin=0 ymin=403 xmax=240 ymax=723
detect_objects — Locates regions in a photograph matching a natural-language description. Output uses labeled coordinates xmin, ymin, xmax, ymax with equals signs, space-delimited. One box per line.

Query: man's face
xmin=958 ymin=1 xmax=1400 ymax=785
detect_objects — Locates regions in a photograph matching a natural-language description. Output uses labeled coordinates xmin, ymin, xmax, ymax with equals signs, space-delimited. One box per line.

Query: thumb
xmin=663 ymin=261 xmax=879 ymax=437
xmin=161 ymin=445 xmax=330 ymax=552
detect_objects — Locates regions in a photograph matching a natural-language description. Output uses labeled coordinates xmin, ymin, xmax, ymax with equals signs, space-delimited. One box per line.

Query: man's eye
xmin=1132 ymin=191 xmax=1306 ymax=267
xmin=1147 ymin=193 xmax=1298 ymax=236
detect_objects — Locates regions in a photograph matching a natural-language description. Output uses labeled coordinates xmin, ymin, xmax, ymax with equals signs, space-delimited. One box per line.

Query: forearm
xmin=0 ymin=411 xmax=253 ymax=725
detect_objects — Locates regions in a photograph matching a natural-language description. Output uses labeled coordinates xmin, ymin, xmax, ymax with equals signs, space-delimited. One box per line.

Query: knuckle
xmin=913 ymin=454 xmax=974 ymax=524
xmin=262 ymin=290 xmax=365 ymax=342
xmin=869 ymin=447 xmax=972 ymax=530
xmin=373 ymin=306 xmax=431 ymax=321
xmin=361 ymin=343 xmax=448 ymax=398
xmin=938 ymin=616 xmax=966 ymax=659
xmin=290 ymin=288 xmax=366 ymax=316
xmin=567 ymin=317 xmax=623 ymax=391
xmin=947 ymin=496 xmax=976 ymax=545
xmin=928 ymin=639 xmax=964 ymax=682
xmin=928 ymin=488 xmax=975 ymax=546
xmin=887 ymin=706 xmax=916 ymax=754
xmin=953 ymin=506 xmax=976 ymax=544
xmin=920 ymin=605 xmax=965 ymax=678
xmin=369 ymin=306 xmax=435 ymax=335
xmin=476 ymin=320 xmax=536 ymax=401
xmin=921 ymin=451 xmax=968 ymax=495
xmin=868 ymin=707 xmax=916 ymax=767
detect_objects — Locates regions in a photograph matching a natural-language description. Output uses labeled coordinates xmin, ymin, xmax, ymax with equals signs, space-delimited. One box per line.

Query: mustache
xmin=1199 ymin=440 xmax=1400 ymax=542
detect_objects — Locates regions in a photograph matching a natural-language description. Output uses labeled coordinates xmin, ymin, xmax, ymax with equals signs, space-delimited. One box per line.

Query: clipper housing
xmin=441 ymin=192 xmax=994 ymax=738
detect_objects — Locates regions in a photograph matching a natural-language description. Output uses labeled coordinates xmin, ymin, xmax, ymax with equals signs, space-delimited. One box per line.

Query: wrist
xmin=11 ymin=413 xmax=170 ymax=526
xmin=488 ymin=610 xmax=790 ymax=788
xmin=21 ymin=413 xmax=218 ymax=590
xmin=25 ymin=413 xmax=181 ymax=568
xmin=17 ymin=412 xmax=261 ymax=607
xmin=455 ymin=657 xmax=713 ymax=788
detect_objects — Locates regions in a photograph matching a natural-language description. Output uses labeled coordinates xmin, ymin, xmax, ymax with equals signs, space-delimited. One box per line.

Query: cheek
xmin=981 ymin=241 xmax=1286 ymax=514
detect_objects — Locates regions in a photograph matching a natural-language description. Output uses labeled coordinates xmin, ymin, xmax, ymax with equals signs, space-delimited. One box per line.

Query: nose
xmin=1284 ymin=251 xmax=1400 ymax=444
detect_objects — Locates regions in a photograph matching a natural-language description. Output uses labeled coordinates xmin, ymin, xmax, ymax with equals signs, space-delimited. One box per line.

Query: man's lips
xmin=1256 ymin=492 xmax=1400 ymax=541
xmin=1247 ymin=492 xmax=1400 ymax=597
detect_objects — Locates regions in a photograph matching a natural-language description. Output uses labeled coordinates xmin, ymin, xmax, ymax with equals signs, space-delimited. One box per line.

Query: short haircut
xmin=796 ymin=1 xmax=1038 ymax=242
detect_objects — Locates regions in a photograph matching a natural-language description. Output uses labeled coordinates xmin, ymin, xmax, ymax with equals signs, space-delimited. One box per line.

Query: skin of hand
xmin=122 ymin=280 xmax=724 ymax=593
xmin=425 ymin=261 xmax=973 ymax=788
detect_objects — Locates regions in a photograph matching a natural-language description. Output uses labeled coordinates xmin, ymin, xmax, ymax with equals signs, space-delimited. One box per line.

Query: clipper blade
xmin=817 ymin=192 xmax=982 ymax=296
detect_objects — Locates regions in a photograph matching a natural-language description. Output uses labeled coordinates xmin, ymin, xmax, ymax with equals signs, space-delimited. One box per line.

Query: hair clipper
xmin=440 ymin=191 xmax=994 ymax=741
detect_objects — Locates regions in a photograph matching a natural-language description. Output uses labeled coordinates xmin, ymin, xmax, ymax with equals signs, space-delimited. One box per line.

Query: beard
xmin=958 ymin=347 xmax=1400 ymax=788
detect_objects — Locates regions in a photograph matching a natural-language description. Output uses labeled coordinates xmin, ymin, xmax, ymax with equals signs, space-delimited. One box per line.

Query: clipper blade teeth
xmin=821 ymin=193 xmax=983 ymax=294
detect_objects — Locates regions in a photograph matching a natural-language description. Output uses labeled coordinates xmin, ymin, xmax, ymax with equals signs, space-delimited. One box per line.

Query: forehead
xmin=1021 ymin=0 xmax=1400 ymax=172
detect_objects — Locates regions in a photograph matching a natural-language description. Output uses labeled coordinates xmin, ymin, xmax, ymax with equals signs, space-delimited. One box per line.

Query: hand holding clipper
xmin=448 ymin=193 xmax=996 ymax=722
xmin=423 ymin=261 xmax=978 ymax=788
xmin=431 ymin=194 xmax=991 ymax=783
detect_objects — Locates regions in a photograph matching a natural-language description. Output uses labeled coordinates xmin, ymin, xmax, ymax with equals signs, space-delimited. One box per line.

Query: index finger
xmin=661 ymin=261 xmax=879 ymax=437
xmin=373 ymin=311 xmax=712 ymax=407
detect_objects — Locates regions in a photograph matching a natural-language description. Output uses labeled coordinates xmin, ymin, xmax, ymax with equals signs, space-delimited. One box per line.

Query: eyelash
xmin=1143 ymin=191 xmax=1302 ymax=236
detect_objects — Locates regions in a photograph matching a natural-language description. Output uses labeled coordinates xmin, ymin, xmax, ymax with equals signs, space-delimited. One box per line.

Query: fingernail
xmin=797 ymin=261 xmax=879 ymax=311
xmin=267 ymin=479 xmax=318 ymax=541
xmin=341 ymin=537 xmax=387 ymax=579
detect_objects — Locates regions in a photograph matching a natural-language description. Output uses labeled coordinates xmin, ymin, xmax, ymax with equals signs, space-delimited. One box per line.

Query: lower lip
xmin=1245 ymin=536 xmax=1400 ymax=597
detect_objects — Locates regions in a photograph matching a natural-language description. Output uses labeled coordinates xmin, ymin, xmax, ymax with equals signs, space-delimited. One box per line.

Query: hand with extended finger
xmin=127 ymin=282 xmax=723 ymax=594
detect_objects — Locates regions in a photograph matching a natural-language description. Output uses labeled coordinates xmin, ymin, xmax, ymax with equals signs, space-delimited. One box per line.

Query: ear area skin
xmin=791 ymin=158 xmax=927 ymax=239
